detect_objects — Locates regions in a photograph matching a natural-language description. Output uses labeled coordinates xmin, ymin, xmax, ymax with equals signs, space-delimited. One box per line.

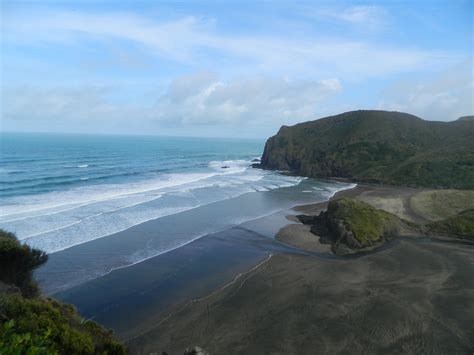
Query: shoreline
xmin=46 ymin=179 xmax=355 ymax=341
xmin=276 ymin=184 xmax=370 ymax=254
xmin=126 ymin=183 xmax=474 ymax=353
xmin=124 ymin=253 xmax=275 ymax=344
xmin=36 ymin=178 xmax=353 ymax=295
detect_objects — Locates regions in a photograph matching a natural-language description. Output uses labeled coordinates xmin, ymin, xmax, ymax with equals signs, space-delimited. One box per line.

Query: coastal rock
xmin=184 ymin=346 xmax=209 ymax=355
xmin=296 ymin=214 xmax=319 ymax=225
xmin=297 ymin=198 xmax=409 ymax=255
xmin=344 ymin=229 xmax=361 ymax=249
xmin=259 ymin=110 xmax=474 ymax=189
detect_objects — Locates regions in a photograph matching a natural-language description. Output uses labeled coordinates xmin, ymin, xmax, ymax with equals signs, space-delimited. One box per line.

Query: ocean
xmin=0 ymin=132 xmax=354 ymax=293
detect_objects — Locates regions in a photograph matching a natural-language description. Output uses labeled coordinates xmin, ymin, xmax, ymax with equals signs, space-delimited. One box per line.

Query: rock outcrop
xmin=297 ymin=198 xmax=414 ymax=255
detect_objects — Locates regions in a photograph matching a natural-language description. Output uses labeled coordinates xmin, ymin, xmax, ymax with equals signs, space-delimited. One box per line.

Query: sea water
xmin=0 ymin=132 xmax=354 ymax=292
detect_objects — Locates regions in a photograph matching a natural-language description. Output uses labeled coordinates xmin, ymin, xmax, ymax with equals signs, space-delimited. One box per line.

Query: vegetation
xmin=0 ymin=230 xmax=48 ymax=298
xmin=427 ymin=209 xmax=474 ymax=238
xmin=260 ymin=110 xmax=474 ymax=189
xmin=327 ymin=198 xmax=403 ymax=246
xmin=457 ymin=115 xmax=474 ymax=122
xmin=300 ymin=196 xmax=473 ymax=254
xmin=410 ymin=189 xmax=474 ymax=222
xmin=0 ymin=229 xmax=127 ymax=354
xmin=0 ymin=294 xmax=126 ymax=354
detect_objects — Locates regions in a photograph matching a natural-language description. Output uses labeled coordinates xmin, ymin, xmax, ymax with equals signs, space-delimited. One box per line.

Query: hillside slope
xmin=260 ymin=110 xmax=474 ymax=188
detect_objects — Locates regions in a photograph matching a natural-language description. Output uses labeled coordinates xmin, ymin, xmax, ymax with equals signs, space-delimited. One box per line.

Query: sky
xmin=1 ymin=0 xmax=473 ymax=138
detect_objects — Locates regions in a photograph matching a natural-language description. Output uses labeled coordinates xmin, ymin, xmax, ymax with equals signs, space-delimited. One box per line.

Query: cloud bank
xmin=2 ymin=75 xmax=343 ymax=134
xmin=1 ymin=3 xmax=471 ymax=136
xmin=155 ymin=73 xmax=342 ymax=125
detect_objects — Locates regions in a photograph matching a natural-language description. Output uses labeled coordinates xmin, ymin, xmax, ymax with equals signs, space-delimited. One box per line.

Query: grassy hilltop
xmin=260 ymin=110 xmax=474 ymax=189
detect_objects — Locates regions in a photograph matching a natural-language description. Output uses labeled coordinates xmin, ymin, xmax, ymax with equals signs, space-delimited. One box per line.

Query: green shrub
xmin=0 ymin=230 xmax=48 ymax=298
xmin=0 ymin=229 xmax=127 ymax=354
xmin=0 ymin=294 xmax=126 ymax=354
xmin=0 ymin=319 xmax=57 ymax=354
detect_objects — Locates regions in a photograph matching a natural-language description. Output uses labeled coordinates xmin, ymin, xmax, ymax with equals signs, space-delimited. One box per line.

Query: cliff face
xmin=260 ymin=110 xmax=474 ymax=189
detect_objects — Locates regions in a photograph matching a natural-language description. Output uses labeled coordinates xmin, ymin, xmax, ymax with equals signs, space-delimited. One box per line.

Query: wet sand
xmin=54 ymin=224 xmax=299 ymax=341
xmin=128 ymin=239 xmax=474 ymax=354
xmin=126 ymin=185 xmax=474 ymax=354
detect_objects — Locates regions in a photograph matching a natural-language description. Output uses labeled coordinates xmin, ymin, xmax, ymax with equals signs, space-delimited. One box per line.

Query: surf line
xmin=123 ymin=253 xmax=274 ymax=343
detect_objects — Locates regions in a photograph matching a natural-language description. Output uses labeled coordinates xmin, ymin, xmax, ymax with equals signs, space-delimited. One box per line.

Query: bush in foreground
xmin=0 ymin=294 xmax=126 ymax=354
xmin=0 ymin=229 xmax=127 ymax=354
xmin=0 ymin=229 xmax=48 ymax=298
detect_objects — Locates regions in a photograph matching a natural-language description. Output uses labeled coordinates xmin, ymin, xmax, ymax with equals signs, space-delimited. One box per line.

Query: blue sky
xmin=1 ymin=0 xmax=472 ymax=138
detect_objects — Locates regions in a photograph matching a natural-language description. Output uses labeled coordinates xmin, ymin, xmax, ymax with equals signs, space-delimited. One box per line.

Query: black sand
xmin=49 ymin=185 xmax=474 ymax=354
xmin=128 ymin=238 xmax=474 ymax=354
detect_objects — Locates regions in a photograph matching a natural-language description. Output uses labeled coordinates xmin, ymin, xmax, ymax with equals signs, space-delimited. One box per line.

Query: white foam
xmin=0 ymin=172 xmax=219 ymax=219
xmin=1 ymin=163 xmax=305 ymax=253
xmin=0 ymin=159 xmax=270 ymax=221
xmin=49 ymin=183 xmax=357 ymax=292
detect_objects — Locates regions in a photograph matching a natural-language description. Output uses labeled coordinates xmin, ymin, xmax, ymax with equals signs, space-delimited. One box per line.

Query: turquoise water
xmin=1 ymin=132 xmax=354 ymax=292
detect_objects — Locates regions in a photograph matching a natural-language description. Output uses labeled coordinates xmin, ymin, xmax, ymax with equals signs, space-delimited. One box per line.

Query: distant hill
xmin=259 ymin=110 xmax=474 ymax=189
xmin=457 ymin=115 xmax=474 ymax=122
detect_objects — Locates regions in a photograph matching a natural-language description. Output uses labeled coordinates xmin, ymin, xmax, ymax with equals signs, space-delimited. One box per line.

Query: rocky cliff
xmin=259 ymin=110 xmax=474 ymax=188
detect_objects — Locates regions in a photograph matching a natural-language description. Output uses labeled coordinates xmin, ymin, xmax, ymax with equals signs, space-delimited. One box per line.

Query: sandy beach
xmin=125 ymin=184 xmax=474 ymax=354
xmin=129 ymin=239 xmax=474 ymax=354
xmin=38 ymin=183 xmax=474 ymax=354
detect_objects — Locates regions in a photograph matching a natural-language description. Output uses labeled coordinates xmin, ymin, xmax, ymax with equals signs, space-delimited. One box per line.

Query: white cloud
xmin=155 ymin=74 xmax=342 ymax=125
xmin=303 ymin=5 xmax=389 ymax=32
xmin=1 ymin=75 xmax=342 ymax=133
xmin=0 ymin=86 xmax=155 ymax=134
xmin=378 ymin=61 xmax=473 ymax=121
xmin=332 ymin=5 xmax=388 ymax=30
xmin=2 ymin=7 xmax=467 ymax=135
xmin=2 ymin=10 xmax=456 ymax=79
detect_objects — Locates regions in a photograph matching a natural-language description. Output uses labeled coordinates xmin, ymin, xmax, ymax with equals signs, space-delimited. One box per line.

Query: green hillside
xmin=428 ymin=209 xmax=474 ymax=238
xmin=260 ymin=110 xmax=474 ymax=188
xmin=457 ymin=115 xmax=474 ymax=122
